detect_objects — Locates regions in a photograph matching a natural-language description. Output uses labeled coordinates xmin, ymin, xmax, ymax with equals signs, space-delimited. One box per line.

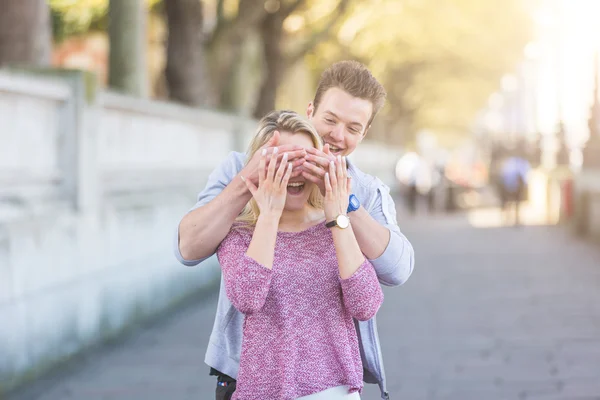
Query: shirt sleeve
xmin=217 ymin=228 xmax=273 ymax=314
xmin=340 ymin=260 xmax=384 ymax=321
xmin=365 ymin=182 xmax=415 ymax=287
xmin=173 ymin=152 xmax=243 ymax=266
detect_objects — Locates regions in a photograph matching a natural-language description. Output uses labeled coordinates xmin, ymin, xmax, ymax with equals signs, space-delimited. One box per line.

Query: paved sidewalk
xmin=376 ymin=214 xmax=600 ymax=400
xmin=7 ymin=289 xmax=221 ymax=400
xmin=7 ymin=212 xmax=600 ymax=400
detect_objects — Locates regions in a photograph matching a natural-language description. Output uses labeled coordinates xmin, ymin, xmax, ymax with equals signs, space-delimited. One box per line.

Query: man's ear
xmin=307 ymin=102 xmax=315 ymax=119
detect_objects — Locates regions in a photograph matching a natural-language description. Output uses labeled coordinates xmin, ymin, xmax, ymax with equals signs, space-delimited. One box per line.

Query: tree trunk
xmin=0 ymin=0 xmax=52 ymax=67
xmin=252 ymin=0 xmax=348 ymax=119
xmin=108 ymin=0 xmax=148 ymax=96
xmin=253 ymin=12 xmax=284 ymax=119
xmin=164 ymin=0 xmax=214 ymax=107
xmin=207 ymin=0 xmax=266 ymax=110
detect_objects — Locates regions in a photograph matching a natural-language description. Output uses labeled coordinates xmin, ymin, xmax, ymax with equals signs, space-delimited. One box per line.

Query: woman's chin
xmin=284 ymin=197 xmax=309 ymax=211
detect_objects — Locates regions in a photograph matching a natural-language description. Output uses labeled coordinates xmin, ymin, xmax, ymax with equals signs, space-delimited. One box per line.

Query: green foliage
xmin=49 ymin=0 xmax=162 ymax=42
xmin=307 ymin=0 xmax=535 ymax=145
xmin=49 ymin=0 xmax=535 ymax=146
xmin=50 ymin=0 xmax=107 ymax=41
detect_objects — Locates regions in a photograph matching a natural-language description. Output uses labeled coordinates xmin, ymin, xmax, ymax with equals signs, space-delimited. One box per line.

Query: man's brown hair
xmin=312 ymin=60 xmax=387 ymax=128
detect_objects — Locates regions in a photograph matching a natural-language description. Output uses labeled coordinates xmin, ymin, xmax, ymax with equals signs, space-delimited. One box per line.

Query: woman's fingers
xmin=341 ymin=155 xmax=348 ymax=193
xmin=258 ymin=149 xmax=267 ymax=185
xmin=266 ymin=147 xmax=278 ymax=184
xmin=324 ymin=172 xmax=332 ymax=195
xmin=336 ymin=155 xmax=345 ymax=193
xmin=281 ymin=162 xmax=293 ymax=190
xmin=274 ymin=153 xmax=288 ymax=189
xmin=329 ymin=160 xmax=338 ymax=192
xmin=241 ymin=175 xmax=258 ymax=196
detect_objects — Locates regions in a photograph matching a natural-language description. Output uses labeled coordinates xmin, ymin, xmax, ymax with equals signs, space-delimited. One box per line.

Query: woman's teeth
xmin=287 ymin=182 xmax=304 ymax=194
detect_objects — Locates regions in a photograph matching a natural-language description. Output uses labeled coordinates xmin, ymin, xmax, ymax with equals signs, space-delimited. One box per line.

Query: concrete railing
xmin=0 ymin=69 xmax=403 ymax=394
xmin=0 ymin=73 xmax=70 ymax=213
xmin=0 ymin=70 xmax=249 ymax=393
xmin=97 ymin=92 xmax=256 ymax=192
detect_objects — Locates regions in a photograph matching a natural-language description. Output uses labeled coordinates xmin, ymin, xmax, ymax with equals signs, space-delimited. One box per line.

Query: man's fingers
xmin=264 ymin=153 xmax=304 ymax=181
xmin=257 ymin=131 xmax=280 ymax=158
xmin=291 ymin=168 xmax=304 ymax=179
xmin=301 ymin=171 xmax=321 ymax=185
xmin=290 ymin=157 xmax=305 ymax=169
xmin=266 ymin=150 xmax=304 ymax=165
xmin=268 ymin=130 xmax=280 ymax=147
xmin=302 ymin=161 xmax=326 ymax=177
xmin=305 ymin=154 xmax=332 ymax=169
xmin=306 ymin=147 xmax=335 ymax=161
xmin=285 ymin=149 xmax=307 ymax=161
xmin=265 ymin=144 xmax=304 ymax=157
xmin=268 ymin=149 xmax=305 ymax=165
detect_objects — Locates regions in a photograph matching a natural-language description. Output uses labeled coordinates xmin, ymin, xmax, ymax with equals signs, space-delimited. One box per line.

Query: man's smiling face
xmin=307 ymin=87 xmax=373 ymax=157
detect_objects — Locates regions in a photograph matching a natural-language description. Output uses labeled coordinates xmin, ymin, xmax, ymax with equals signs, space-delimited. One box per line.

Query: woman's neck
xmin=278 ymin=206 xmax=324 ymax=231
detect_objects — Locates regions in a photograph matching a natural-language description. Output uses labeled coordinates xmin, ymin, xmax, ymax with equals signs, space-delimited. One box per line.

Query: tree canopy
xmin=45 ymin=0 xmax=535 ymax=146
xmin=303 ymin=0 xmax=535 ymax=146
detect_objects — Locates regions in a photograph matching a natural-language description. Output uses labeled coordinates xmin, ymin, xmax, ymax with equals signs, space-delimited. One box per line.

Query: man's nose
xmin=329 ymin=124 xmax=344 ymax=141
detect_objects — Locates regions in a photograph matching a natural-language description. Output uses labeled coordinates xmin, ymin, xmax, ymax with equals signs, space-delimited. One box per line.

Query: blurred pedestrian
xmin=500 ymin=155 xmax=530 ymax=226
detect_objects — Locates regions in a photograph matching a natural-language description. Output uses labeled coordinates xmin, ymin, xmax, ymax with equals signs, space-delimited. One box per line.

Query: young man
xmin=175 ymin=61 xmax=415 ymax=400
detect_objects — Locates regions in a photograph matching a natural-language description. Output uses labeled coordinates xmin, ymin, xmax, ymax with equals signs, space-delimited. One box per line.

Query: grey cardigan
xmin=174 ymin=152 xmax=415 ymax=399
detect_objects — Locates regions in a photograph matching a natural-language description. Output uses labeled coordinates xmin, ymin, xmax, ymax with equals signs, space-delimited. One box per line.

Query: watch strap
xmin=347 ymin=194 xmax=360 ymax=213
xmin=325 ymin=219 xmax=338 ymax=228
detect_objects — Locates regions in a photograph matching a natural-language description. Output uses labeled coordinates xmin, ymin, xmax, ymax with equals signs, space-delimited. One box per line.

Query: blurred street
xmin=7 ymin=199 xmax=600 ymax=400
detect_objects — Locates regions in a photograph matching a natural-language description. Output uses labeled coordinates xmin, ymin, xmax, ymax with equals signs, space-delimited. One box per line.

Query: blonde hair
xmin=236 ymin=110 xmax=324 ymax=226
xmin=313 ymin=60 xmax=387 ymax=128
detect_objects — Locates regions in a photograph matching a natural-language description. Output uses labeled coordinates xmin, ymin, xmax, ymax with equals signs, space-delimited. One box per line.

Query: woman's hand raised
xmin=242 ymin=148 xmax=292 ymax=219
xmin=324 ymin=155 xmax=351 ymax=222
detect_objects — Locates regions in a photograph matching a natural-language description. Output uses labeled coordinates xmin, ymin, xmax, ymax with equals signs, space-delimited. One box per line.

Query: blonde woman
xmin=216 ymin=110 xmax=383 ymax=400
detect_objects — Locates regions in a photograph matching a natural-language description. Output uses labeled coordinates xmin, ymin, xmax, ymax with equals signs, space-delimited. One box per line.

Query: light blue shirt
xmin=174 ymin=151 xmax=415 ymax=400
xmin=501 ymin=156 xmax=530 ymax=193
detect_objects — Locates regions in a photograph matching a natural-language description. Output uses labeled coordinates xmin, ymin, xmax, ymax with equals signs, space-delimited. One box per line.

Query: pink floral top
xmin=216 ymin=222 xmax=384 ymax=400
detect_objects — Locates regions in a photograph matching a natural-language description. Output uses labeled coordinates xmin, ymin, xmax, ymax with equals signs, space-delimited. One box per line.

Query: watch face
xmin=350 ymin=195 xmax=360 ymax=209
xmin=336 ymin=214 xmax=350 ymax=229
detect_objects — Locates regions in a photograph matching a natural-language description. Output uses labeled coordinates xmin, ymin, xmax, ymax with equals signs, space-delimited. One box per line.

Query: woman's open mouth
xmin=287 ymin=181 xmax=305 ymax=195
